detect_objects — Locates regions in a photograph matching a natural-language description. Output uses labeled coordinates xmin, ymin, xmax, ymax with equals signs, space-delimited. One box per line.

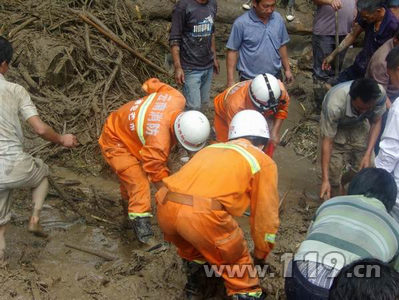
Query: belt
xmin=165 ymin=191 xmax=224 ymax=211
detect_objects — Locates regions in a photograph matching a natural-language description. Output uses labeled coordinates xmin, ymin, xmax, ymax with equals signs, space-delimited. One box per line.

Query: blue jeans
xmin=183 ymin=67 xmax=213 ymax=110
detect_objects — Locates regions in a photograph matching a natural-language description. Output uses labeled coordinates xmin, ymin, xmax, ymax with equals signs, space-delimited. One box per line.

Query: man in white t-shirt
xmin=376 ymin=47 xmax=399 ymax=222
xmin=0 ymin=37 xmax=78 ymax=265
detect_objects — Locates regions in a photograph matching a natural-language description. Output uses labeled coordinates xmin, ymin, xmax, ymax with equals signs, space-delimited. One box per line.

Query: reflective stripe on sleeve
xmin=208 ymin=143 xmax=260 ymax=174
xmin=136 ymin=93 xmax=157 ymax=145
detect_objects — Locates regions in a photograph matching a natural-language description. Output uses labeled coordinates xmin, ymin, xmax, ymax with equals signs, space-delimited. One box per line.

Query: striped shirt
xmin=295 ymin=195 xmax=399 ymax=286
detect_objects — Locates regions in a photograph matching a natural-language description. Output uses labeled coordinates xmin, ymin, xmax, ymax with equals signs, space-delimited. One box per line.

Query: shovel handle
xmin=335 ymin=11 xmax=340 ymax=77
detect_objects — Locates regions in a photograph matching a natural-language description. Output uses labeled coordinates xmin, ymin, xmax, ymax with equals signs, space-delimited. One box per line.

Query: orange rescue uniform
xmin=156 ymin=138 xmax=280 ymax=296
xmin=98 ymin=78 xmax=185 ymax=219
xmin=213 ymin=80 xmax=290 ymax=145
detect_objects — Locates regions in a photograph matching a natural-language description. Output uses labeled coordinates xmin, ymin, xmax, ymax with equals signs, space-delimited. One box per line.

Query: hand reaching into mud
xmin=60 ymin=134 xmax=78 ymax=148
xmin=320 ymin=180 xmax=331 ymax=201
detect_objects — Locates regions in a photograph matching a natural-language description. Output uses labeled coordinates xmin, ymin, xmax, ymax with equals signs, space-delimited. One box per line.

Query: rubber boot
xmin=232 ymin=291 xmax=266 ymax=300
xmin=184 ymin=260 xmax=206 ymax=299
xmin=130 ymin=217 xmax=153 ymax=243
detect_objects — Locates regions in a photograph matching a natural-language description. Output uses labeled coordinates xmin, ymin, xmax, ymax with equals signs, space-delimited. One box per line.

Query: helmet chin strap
xmin=263 ymin=74 xmax=279 ymax=113
xmin=249 ymin=75 xmax=279 ymax=113
xmin=263 ymin=74 xmax=275 ymax=103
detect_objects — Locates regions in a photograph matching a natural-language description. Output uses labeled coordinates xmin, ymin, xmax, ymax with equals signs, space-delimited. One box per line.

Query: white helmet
xmin=228 ymin=110 xmax=270 ymax=140
xmin=174 ymin=110 xmax=210 ymax=151
xmin=249 ymin=73 xmax=281 ymax=111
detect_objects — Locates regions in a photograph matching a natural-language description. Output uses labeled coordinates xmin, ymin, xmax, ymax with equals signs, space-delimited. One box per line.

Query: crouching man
xmin=99 ymin=78 xmax=210 ymax=244
xmin=319 ymin=78 xmax=386 ymax=199
xmin=286 ymin=168 xmax=399 ymax=299
xmin=214 ymin=73 xmax=290 ymax=157
xmin=156 ymin=110 xmax=280 ymax=299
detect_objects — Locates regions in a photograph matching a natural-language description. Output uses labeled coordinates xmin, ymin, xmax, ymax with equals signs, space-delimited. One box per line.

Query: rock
xmin=281 ymin=8 xmax=313 ymax=34
xmin=134 ymin=0 xmax=313 ymax=33
xmin=297 ymin=45 xmax=313 ymax=71
xmin=76 ymin=131 xmax=92 ymax=146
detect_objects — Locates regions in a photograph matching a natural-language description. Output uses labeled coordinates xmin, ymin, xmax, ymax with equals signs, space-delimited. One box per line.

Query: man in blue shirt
xmin=226 ymin=0 xmax=293 ymax=87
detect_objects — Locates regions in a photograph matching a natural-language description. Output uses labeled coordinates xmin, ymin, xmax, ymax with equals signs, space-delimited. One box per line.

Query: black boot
xmin=232 ymin=291 xmax=266 ymax=300
xmin=130 ymin=217 xmax=153 ymax=243
xmin=184 ymin=260 xmax=206 ymax=299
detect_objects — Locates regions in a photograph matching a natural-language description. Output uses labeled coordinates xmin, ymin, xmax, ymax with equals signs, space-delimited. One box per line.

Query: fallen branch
xmin=8 ymin=17 xmax=37 ymax=39
xmin=102 ymin=50 xmax=123 ymax=118
xmin=76 ymin=10 xmax=171 ymax=76
xmin=65 ymin=243 xmax=117 ymax=261
xmin=18 ymin=64 xmax=39 ymax=91
xmin=91 ymin=215 xmax=119 ymax=226
xmin=84 ymin=23 xmax=93 ymax=59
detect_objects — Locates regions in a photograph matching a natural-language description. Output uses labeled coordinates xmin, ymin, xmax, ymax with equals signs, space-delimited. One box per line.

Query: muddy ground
xmin=0 ymin=0 xmax=362 ymax=298
xmin=0 ymin=60 xmax=323 ymax=300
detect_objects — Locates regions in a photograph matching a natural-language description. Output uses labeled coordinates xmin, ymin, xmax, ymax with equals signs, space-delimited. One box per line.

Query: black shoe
xmin=130 ymin=217 xmax=153 ymax=243
xmin=184 ymin=260 xmax=204 ymax=299
xmin=232 ymin=292 xmax=266 ymax=300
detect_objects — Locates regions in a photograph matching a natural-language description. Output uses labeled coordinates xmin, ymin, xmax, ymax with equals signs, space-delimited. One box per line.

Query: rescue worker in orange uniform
xmin=99 ymin=78 xmax=210 ymax=243
xmin=156 ymin=110 xmax=280 ymax=299
xmin=214 ymin=73 xmax=290 ymax=157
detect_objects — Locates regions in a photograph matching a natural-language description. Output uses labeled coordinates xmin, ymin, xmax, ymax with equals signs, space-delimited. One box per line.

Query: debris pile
xmin=0 ymin=0 xmax=172 ymax=166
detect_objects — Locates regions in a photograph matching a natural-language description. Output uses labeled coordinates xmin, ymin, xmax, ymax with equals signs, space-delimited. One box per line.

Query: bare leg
xmin=28 ymin=177 xmax=49 ymax=237
xmin=0 ymin=224 xmax=6 ymax=267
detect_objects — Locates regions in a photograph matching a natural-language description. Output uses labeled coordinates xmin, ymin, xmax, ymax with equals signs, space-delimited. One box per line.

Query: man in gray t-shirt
xmin=319 ymin=78 xmax=386 ymax=200
xmin=169 ymin=0 xmax=219 ymax=111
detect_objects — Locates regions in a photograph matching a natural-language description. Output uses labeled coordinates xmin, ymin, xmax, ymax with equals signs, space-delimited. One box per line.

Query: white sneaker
xmin=286 ymin=7 xmax=295 ymax=21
